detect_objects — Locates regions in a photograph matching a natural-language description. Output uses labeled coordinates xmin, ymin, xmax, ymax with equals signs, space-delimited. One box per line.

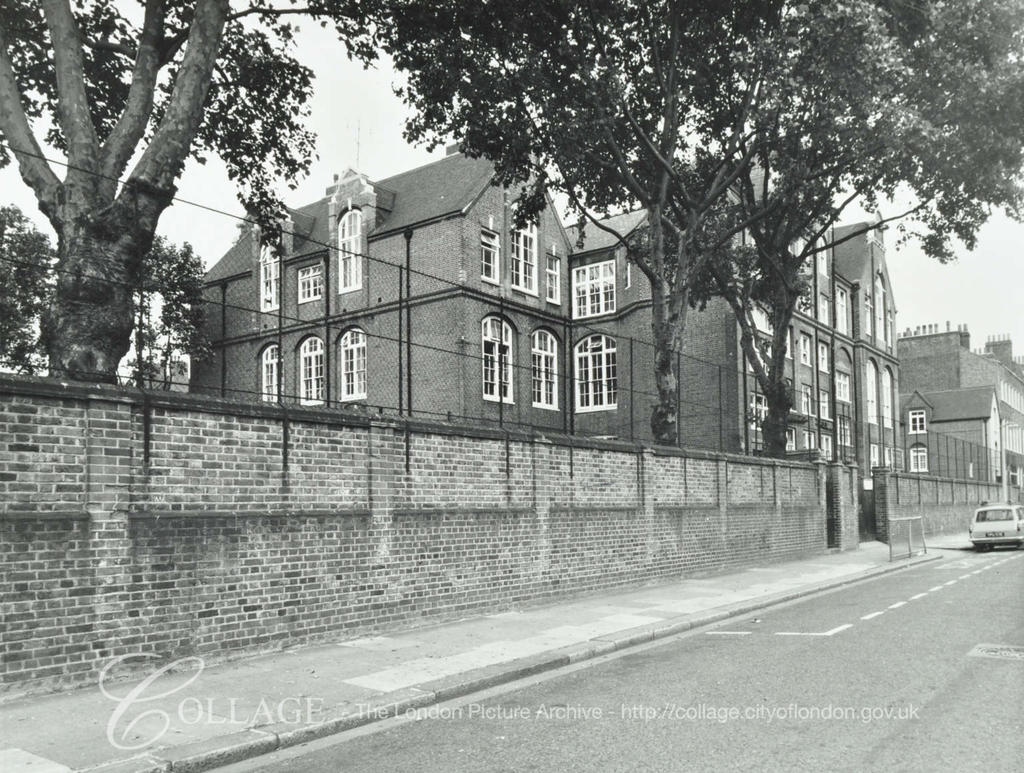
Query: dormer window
xmin=259 ymin=241 xmax=279 ymax=312
xmin=339 ymin=210 xmax=362 ymax=292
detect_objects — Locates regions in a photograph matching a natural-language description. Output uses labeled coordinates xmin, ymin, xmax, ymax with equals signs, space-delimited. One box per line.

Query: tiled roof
xmin=372 ymin=153 xmax=495 ymax=236
xmin=567 ymin=210 xmax=647 ymax=255
xmin=206 ymin=228 xmax=255 ymax=283
xmin=902 ymin=386 xmax=997 ymax=422
xmin=205 ymin=154 xmax=495 ymax=282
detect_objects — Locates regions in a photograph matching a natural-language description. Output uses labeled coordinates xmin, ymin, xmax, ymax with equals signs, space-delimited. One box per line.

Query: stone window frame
xmin=531 ymin=329 xmax=559 ymax=410
xmin=339 ymin=328 xmax=367 ymax=402
xmin=573 ymin=259 xmax=616 ymax=319
xmin=482 ymin=316 xmax=514 ymax=404
xmin=575 ymin=334 xmax=617 ymax=412
xmin=338 ymin=209 xmax=363 ymax=293
xmin=298 ymin=336 xmax=325 ymax=405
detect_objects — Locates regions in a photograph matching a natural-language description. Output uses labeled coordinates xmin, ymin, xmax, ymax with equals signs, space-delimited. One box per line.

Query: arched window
xmin=259 ymin=241 xmax=279 ymax=311
xmin=339 ymin=210 xmax=362 ymax=292
xmin=261 ymin=345 xmax=279 ymax=402
xmin=882 ymin=368 xmax=894 ymax=428
xmin=866 ymin=359 xmax=878 ymax=425
xmin=575 ymin=335 xmax=617 ymax=411
xmin=299 ymin=337 xmax=325 ymax=405
xmin=531 ymin=330 xmax=558 ymax=409
xmin=874 ymin=275 xmax=885 ymax=344
xmin=339 ymin=328 xmax=367 ymax=401
xmin=482 ymin=317 xmax=513 ymax=402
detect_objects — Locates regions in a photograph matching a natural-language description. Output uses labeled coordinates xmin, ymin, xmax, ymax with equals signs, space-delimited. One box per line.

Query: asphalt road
xmin=228 ymin=548 xmax=1024 ymax=773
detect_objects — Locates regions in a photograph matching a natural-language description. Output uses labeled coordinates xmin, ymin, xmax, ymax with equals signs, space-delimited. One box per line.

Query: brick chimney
xmin=985 ymin=335 xmax=1014 ymax=367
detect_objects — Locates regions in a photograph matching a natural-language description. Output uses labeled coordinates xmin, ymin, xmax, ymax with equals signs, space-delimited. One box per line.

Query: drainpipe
xmin=405 ymin=228 xmax=414 ymax=416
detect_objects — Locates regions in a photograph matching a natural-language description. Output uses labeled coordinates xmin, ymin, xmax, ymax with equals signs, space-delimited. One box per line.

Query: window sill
xmin=483 ymin=395 xmax=515 ymax=405
xmin=340 ymin=394 xmax=367 ymax=403
xmin=298 ymin=296 xmax=322 ymax=305
xmin=511 ymin=285 xmax=539 ymax=298
xmin=338 ymin=285 xmax=363 ymax=295
xmin=481 ymin=276 xmax=500 ymax=286
xmin=575 ymin=404 xmax=618 ymax=414
xmin=532 ymin=403 xmax=560 ymax=411
xmin=574 ymin=310 xmax=616 ymax=321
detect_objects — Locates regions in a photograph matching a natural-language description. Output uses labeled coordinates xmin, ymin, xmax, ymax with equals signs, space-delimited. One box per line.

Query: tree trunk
xmin=760 ymin=374 xmax=793 ymax=457
xmin=41 ymin=193 xmax=161 ymax=382
xmin=649 ymin=275 xmax=686 ymax=445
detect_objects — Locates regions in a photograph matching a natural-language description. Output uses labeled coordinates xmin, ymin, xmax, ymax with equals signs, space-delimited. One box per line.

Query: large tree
xmin=0 ymin=202 xmax=208 ymax=382
xmin=0 ymin=0 xmax=374 ymax=382
xmin=694 ymin=0 xmax=1024 ymax=457
xmin=381 ymin=0 xmax=783 ymax=443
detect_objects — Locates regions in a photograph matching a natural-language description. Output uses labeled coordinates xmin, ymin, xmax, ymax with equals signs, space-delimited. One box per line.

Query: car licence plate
xmin=985 ymin=532 xmax=1005 ymax=537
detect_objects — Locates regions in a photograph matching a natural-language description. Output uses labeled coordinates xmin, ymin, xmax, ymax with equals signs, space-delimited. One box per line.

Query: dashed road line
xmin=944 ymin=580 xmax=957 ymax=586
xmin=705 ymin=631 xmax=751 ymax=636
xmin=928 ymin=585 xmax=944 ymax=592
xmin=775 ymin=624 xmax=853 ymax=637
xmin=959 ymin=573 xmax=973 ymax=580
xmin=861 ymin=611 xmax=885 ymax=620
xmin=888 ymin=601 xmax=907 ymax=609
xmin=909 ymin=593 xmax=928 ymax=600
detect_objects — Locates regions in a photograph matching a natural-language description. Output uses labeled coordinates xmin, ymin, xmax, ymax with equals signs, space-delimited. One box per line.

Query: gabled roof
xmin=372 ymin=153 xmax=495 ymax=236
xmin=205 ymin=153 xmax=495 ymax=282
xmin=206 ymin=227 xmax=255 ymax=283
xmin=567 ymin=210 xmax=647 ymax=255
xmin=901 ymin=386 xmax=998 ymax=422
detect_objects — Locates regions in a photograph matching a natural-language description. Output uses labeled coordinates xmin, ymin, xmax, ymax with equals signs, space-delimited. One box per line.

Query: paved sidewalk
xmin=0 ymin=542 xmax=940 ymax=773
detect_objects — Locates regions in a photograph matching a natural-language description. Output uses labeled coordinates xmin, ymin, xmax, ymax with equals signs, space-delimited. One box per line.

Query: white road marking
xmin=888 ymin=601 xmax=907 ymax=609
xmin=929 ymin=585 xmax=944 ymax=592
xmin=959 ymin=574 xmax=973 ymax=580
xmin=944 ymin=580 xmax=957 ymax=586
xmin=909 ymin=593 xmax=928 ymax=600
xmin=971 ymin=570 xmax=983 ymax=575
xmin=705 ymin=631 xmax=752 ymax=636
xmin=861 ymin=611 xmax=885 ymax=620
xmin=775 ymin=624 xmax=853 ymax=637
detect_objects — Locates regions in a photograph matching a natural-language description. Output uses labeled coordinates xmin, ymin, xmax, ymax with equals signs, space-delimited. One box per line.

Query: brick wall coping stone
xmin=873 ymin=466 xmax=1007 ymax=490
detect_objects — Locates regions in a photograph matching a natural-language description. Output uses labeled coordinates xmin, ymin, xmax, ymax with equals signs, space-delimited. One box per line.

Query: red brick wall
xmin=873 ymin=469 xmax=1018 ymax=541
xmin=1 ymin=374 xmax=828 ymax=696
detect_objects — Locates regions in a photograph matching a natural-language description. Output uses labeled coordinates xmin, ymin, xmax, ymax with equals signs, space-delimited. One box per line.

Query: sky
xmin=2 ymin=21 xmax=1022 ymax=358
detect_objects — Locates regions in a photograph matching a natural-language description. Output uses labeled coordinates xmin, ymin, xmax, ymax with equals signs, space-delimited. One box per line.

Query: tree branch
xmin=127 ymin=0 xmax=229 ymax=203
xmin=0 ymin=28 xmax=61 ymax=221
xmin=40 ymin=0 xmax=100 ymax=173
xmin=100 ymin=0 xmax=166 ymax=191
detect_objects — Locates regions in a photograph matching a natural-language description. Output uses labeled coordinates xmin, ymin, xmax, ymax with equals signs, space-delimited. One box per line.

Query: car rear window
xmin=975 ymin=509 xmax=1014 ymax=522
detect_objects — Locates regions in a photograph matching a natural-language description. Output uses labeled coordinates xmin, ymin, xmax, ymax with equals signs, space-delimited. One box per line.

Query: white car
xmin=969 ymin=504 xmax=1024 ymax=550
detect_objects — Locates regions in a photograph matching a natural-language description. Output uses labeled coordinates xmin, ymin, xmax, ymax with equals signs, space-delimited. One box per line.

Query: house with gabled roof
xmin=900 ymin=386 xmax=1000 ymax=481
